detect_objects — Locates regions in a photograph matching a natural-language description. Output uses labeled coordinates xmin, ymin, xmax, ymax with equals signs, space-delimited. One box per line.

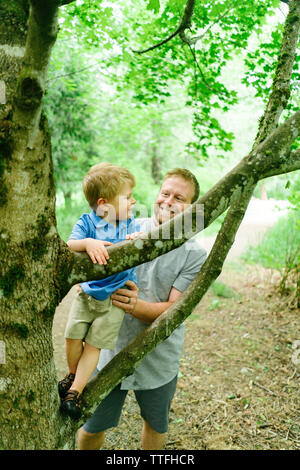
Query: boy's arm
xmin=67 ymin=238 xmax=89 ymax=252
xmin=67 ymin=238 xmax=113 ymax=265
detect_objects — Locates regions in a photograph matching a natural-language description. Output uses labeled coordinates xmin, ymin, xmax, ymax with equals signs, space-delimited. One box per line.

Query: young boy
xmin=59 ymin=162 xmax=140 ymax=420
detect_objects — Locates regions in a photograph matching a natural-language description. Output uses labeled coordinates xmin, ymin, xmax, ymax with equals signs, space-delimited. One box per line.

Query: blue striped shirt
xmin=68 ymin=210 xmax=139 ymax=301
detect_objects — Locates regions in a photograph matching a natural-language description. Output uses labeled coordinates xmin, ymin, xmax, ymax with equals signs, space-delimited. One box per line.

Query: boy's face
xmin=154 ymin=176 xmax=195 ymax=224
xmin=106 ymin=183 xmax=136 ymax=221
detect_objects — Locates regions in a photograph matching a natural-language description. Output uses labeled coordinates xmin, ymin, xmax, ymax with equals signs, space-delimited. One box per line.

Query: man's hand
xmin=85 ymin=238 xmax=113 ymax=265
xmin=111 ymin=280 xmax=139 ymax=314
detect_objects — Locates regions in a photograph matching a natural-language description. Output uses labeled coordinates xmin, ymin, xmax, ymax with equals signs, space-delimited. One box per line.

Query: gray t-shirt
xmin=97 ymin=217 xmax=207 ymax=390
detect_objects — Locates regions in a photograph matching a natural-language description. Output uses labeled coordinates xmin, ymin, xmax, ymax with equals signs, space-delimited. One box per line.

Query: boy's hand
xmin=126 ymin=231 xmax=144 ymax=240
xmin=85 ymin=238 xmax=113 ymax=265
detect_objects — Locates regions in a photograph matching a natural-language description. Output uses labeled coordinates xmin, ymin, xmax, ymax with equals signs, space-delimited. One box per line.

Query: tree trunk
xmin=0 ymin=0 xmax=75 ymax=449
xmin=151 ymin=120 xmax=163 ymax=184
xmin=63 ymin=189 xmax=73 ymax=210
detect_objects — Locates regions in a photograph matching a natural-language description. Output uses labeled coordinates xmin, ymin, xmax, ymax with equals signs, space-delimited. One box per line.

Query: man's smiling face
xmin=154 ymin=176 xmax=195 ymax=224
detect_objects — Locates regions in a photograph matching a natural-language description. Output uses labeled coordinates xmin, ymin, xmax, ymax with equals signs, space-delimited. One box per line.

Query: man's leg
xmin=77 ymin=427 xmax=105 ymax=450
xmin=76 ymin=382 xmax=128 ymax=450
xmin=141 ymin=420 xmax=166 ymax=450
xmin=135 ymin=375 xmax=178 ymax=451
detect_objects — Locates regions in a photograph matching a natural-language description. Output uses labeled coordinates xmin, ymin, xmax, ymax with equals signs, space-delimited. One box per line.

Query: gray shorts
xmin=83 ymin=375 xmax=178 ymax=434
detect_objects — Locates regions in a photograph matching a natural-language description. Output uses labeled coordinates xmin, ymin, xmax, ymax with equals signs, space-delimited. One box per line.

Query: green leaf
xmin=146 ymin=0 xmax=160 ymax=13
xmin=227 ymin=394 xmax=236 ymax=400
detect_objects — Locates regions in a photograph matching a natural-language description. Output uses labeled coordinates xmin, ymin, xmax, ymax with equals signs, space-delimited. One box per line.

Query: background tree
xmin=44 ymin=42 xmax=99 ymax=210
xmin=0 ymin=0 xmax=299 ymax=450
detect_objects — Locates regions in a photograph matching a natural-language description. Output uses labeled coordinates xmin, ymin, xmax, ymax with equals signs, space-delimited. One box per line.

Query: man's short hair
xmin=163 ymin=168 xmax=200 ymax=203
xmin=83 ymin=162 xmax=135 ymax=209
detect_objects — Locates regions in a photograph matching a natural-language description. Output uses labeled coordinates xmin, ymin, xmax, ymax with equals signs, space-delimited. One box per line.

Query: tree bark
xmin=0 ymin=0 xmax=73 ymax=450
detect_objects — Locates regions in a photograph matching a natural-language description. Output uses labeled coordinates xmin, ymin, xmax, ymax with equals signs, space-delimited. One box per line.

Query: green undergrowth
xmin=242 ymin=211 xmax=300 ymax=270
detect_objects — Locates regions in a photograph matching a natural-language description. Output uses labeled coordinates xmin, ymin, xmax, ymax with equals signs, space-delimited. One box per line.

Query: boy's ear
xmin=97 ymin=197 xmax=107 ymax=207
xmin=96 ymin=198 xmax=108 ymax=216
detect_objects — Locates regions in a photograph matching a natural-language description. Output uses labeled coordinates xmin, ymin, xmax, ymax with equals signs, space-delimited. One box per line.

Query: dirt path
xmin=52 ymin=262 xmax=300 ymax=450
xmin=199 ymin=197 xmax=290 ymax=261
xmin=200 ymin=223 xmax=269 ymax=261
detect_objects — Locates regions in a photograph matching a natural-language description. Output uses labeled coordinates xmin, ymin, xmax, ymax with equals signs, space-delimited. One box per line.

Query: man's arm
xmin=111 ymin=245 xmax=207 ymax=324
xmin=132 ymin=287 xmax=182 ymax=324
xmin=111 ymin=283 xmax=182 ymax=325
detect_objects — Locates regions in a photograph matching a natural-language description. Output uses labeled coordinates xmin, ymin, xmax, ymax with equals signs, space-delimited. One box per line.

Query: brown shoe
xmin=60 ymin=389 xmax=82 ymax=420
xmin=58 ymin=373 xmax=75 ymax=399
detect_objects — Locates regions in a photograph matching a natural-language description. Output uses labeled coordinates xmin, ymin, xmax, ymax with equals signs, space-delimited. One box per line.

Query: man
xmin=77 ymin=168 xmax=207 ymax=450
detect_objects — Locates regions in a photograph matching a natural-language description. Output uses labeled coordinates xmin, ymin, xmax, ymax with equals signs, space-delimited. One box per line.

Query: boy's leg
xmin=70 ymin=342 xmax=100 ymax=394
xmin=64 ymin=290 xmax=92 ymax=376
xmin=65 ymin=338 xmax=83 ymax=374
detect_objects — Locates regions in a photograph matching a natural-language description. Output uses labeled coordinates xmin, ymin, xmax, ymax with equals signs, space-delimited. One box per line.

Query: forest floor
xmin=52 ymin=259 xmax=300 ymax=450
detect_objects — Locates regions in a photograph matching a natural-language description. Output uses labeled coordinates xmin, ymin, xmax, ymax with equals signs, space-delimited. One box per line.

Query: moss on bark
xmin=0 ymin=264 xmax=25 ymax=297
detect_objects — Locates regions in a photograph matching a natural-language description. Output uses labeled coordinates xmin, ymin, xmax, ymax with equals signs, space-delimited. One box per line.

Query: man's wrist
xmin=130 ymin=298 xmax=141 ymax=317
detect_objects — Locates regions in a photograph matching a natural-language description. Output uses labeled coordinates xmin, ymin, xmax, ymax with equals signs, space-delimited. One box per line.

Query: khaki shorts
xmin=64 ymin=290 xmax=124 ymax=349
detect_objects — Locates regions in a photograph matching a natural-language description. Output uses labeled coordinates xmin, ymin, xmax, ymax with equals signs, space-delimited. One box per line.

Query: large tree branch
xmin=132 ymin=0 xmax=196 ymax=54
xmin=57 ymin=110 xmax=300 ymax=299
xmin=13 ymin=1 xmax=59 ymax=139
xmin=253 ymin=0 xmax=300 ymax=147
xmin=66 ymin=180 xmax=255 ymax=430
xmin=262 ymin=148 xmax=300 ymax=179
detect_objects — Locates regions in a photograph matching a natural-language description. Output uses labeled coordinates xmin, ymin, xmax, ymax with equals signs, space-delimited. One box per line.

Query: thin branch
xmin=132 ymin=0 xmax=196 ymax=54
xmin=180 ymin=5 xmax=235 ymax=46
xmin=46 ymin=62 xmax=102 ymax=84
xmin=56 ymin=0 xmax=76 ymax=5
xmin=187 ymin=42 xmax=215 ymax=93
xmin=185 ymin=42 xmax=228 ymax=98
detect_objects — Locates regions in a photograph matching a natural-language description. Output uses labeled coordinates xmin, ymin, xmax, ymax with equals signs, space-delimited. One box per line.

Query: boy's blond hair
xmin=83 ymin=162 xmax=135 ymax=209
